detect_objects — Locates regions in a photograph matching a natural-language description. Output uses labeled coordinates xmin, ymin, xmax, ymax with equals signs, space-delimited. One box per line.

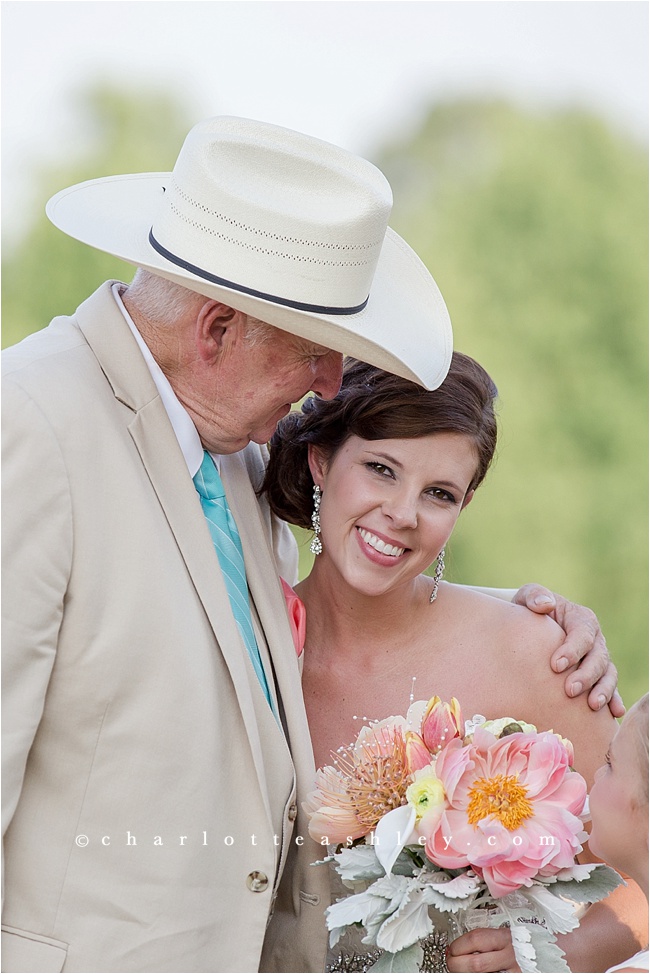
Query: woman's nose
xmin=382 ymin=492 xmax=418 ymax=529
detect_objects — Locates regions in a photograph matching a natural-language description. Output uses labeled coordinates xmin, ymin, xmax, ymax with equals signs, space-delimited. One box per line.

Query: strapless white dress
xmin=606 ymin=948 xmax=649 ymax=972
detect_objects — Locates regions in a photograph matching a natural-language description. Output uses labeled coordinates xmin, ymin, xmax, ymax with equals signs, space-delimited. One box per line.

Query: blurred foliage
xmin=381 ymin=100 xmax=648 ymax=708
xmin=3 ymin=89 xmax=647 ymax=707
xmin=2 ymin=85 xmax=193 ymax=347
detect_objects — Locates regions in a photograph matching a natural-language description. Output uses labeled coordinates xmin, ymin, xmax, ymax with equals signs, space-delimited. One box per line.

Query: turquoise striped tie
xmin=193 ymin=451 xmax=274 ymax=710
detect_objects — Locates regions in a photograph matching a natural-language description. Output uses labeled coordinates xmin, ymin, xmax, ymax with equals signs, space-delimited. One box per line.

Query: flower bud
xmin=405 ymin=731 xmax=432 ymax=773
xmin=421 ymin=696 xmax=463 ymax=753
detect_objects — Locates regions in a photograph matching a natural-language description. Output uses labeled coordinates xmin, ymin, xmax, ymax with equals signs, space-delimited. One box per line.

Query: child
xmin=589 ymin=693 xmax=649 ymax=973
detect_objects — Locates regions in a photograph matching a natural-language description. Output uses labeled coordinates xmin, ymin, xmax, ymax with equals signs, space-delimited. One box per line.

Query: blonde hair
xmin=627 ymin=693 xmax=649 ymax=807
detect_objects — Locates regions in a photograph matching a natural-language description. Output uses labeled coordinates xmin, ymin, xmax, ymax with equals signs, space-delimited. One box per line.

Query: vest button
xmin=247 ymin=871 xmax=269 ymax=892
xmin=288 ymin=803 xmax=298 ymax=821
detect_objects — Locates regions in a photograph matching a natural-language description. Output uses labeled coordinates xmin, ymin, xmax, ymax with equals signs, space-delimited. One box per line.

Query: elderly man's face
xmin=201 ymin=324 xmax=343 ymax=453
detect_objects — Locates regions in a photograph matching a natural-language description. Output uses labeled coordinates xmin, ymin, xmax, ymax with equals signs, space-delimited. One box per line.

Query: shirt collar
xmin=112 ymin=283 xmax=206 ymax=477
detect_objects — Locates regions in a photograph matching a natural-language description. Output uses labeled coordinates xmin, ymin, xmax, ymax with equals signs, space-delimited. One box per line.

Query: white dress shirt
xmin=113 ymin=282 xmax=208 ymax=476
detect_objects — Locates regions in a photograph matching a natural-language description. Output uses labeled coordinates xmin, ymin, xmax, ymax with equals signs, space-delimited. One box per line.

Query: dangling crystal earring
xmin=310 ymin=485 xmax=323 ymax=555
xmin=429 ymin=547 xmax=446 ymax=603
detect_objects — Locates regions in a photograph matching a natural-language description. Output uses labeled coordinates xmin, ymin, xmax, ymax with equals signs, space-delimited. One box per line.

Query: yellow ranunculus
xmin=406 ymin=767 xmax=445 ymax=822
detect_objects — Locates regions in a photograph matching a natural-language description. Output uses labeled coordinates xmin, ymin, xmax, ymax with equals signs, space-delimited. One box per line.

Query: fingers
xmin=513 ymin=583 xmax=556 ymax=615
xmin=548 ymin=599 xmax=622 ymax=710
xmin=551 ymin=602 xmax=603 ymax=672
xmin=447 ymin=929 xmax=516 ymax=973
xmin=561 ymin=632 xmax=608 ymax=700
xmin=518 ymin=590 xmax=621 ymax=709
xmin=607 ymin=688 xmax=627 ymax=719
xmin=447 ymin=946 xmax=514 ymax=972
xmin=578 ymin=659 xmax=620 ymax=712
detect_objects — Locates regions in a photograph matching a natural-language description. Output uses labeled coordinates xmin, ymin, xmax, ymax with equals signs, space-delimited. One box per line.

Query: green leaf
xmin=376 ymin=890 xmax=433 ymax=953
xmin=368 ymin=944 xmax=424 ymax=972
xmin=545 ymin=865 xmax=625 ymax=903
xmin=333 ymin=845 xmax=386 ymax=882
xmin=497 ymin=900 xmax=571 ymax=973
xmin=520 ymin=886 xmax=580 ymax=934
xmin=524 ymin=924 xmax=571 ymax=974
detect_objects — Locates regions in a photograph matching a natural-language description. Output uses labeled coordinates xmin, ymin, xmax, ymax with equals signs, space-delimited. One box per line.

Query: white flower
xmin=374 ymin=804 xmax=417 ymax=876
xmin=463 ymin=713 xmax=487 ymax=737
xmin=476 ymin=716 xmax=537 ymax=738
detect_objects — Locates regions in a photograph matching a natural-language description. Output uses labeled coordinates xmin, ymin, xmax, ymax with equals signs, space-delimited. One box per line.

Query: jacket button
xmin=247 ymin=871 xmax=269 ymax=892
xmin=288 ymin=803 xmax=298 ymax=821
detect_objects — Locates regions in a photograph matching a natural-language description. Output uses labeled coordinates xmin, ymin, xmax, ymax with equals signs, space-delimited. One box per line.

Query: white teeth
xmin=358 ymin=528 xmax=405 ymax=557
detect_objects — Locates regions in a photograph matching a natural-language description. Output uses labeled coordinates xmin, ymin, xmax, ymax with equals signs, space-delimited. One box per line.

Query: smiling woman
xmin=262 ymin=354 xmax=498 ymax=529
xmin=307 ymin=431 xmax=478 ymax=599
xmin=260 ymin=355 xmax=647 ymax=973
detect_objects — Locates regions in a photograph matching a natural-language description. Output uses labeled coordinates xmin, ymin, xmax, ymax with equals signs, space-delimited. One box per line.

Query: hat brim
xmin=46 ymin=173 xmax=452 ymax=390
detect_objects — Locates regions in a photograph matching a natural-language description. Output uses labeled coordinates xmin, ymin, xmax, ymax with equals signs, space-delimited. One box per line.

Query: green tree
xmin=377 ymin=100 xmax=648 ymax=707
xmin=2 ymin=84 xmax=195 ymax=347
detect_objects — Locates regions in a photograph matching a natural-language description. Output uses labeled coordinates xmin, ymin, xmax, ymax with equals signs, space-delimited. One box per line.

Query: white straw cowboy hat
xmin=46 ymin=116 xmax=452 ymax=389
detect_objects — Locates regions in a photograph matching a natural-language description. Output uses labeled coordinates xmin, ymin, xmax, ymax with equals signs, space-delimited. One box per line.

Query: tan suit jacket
xmin=2 ymin=283 xmax=330 ymax=973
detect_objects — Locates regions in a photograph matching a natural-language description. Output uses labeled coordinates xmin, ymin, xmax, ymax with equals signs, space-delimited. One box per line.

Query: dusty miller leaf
xmin=368 ymin=943 xmax=424 ymax=972
xmin=333 ymin=845 xmax=386 ymax=882
xmin=376 ymin=889 xmax=433 ymax=953
xmin=523 ymin=923 xmax=571 ymax=974
xmin=542 ymin=865 xmax=625 ymax=903
xmin=519 ymin=885 xmax=580 ymax=935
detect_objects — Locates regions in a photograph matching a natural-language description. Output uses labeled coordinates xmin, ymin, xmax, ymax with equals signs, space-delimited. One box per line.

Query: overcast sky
xmin=2 ymin=1 xmax=648 ymax=237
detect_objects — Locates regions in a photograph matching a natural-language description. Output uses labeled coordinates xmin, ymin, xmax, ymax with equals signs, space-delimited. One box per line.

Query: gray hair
xmin=243 ymin=314 xmax=276 ymax=346
xmin=126 ymin=269 xmax=206 ymax=325
xmin=127 ymin=269 xmax=275 ymax=345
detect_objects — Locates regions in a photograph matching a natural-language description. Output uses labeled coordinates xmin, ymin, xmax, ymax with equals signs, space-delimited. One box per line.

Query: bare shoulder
xmin=436 ymin=583 xmax=617 ymax=785
xmin=439 ymin=581 xmax=564 ymax=661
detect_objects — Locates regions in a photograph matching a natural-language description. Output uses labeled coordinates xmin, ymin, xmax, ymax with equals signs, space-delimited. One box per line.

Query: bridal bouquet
xmin=304 ymin=698 xmax=623 ymax=973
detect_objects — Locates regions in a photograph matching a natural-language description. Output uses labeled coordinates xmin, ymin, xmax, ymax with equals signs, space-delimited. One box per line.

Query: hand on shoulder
xmin=440 ymin=582 xmax=615 ymax=788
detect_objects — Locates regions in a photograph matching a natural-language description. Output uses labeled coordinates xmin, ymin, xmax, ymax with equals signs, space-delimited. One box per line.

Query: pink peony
xmin=422 ymin=727 xmax=587 ymax=897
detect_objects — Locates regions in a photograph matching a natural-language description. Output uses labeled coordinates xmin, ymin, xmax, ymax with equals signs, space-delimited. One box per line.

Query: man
xmin=2 ymin=116 xmax=620 ymax=973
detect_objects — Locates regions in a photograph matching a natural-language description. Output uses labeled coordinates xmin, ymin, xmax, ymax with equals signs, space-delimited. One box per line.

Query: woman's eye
xmin=429 ymin=487 xmax=456 ymax=503
xmin=366 ymin=462 xmax=393 ymax=477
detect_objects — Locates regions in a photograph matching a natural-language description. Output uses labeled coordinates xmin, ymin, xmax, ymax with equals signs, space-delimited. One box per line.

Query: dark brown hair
xmin=261 ymin=353 xmax=498 ymax=529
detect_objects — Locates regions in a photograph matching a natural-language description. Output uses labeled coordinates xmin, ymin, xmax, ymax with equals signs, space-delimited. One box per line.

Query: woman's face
xmin=308 ymin=433 xmax=477 ymax=598
xmin=588 ymin=705 xmax=648 ymax=873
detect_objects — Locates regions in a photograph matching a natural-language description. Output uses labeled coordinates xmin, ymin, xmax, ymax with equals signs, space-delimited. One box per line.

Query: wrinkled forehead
xmin=255 ymin=315 xmax=335 ymax=358
xmin=280 ymin=328 xmax=336 ymax=359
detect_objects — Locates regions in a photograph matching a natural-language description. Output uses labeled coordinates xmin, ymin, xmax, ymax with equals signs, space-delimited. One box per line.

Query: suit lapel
xmin=220 ymin=452 xmax=316 ymax=776
xmin=73 ymin=283 xmax=275 ymax=821
xmin=221 ymin=453 xmax=332 ymax=919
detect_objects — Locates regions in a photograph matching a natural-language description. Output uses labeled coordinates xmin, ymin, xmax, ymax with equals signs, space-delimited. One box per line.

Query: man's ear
xmin=461 ymin=489 xmax=475 ymax=511
xmin=307 ymin=443 xmax=328 ymax=488
xmin=195 ymin=301 xmax=247 ymax=363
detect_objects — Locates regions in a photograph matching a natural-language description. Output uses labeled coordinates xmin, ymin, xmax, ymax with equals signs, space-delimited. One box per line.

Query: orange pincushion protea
xmin=304 ymin=719 xmax=413 ymax=844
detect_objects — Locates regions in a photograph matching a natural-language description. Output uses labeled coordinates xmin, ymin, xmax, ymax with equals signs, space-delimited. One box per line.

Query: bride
xmin=261 ymin=354 xmax=647 ymax=973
